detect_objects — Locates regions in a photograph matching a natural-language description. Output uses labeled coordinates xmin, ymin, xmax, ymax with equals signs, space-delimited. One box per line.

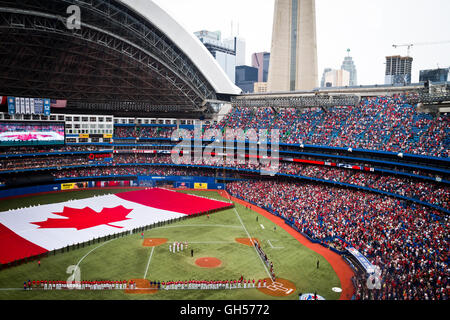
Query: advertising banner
xmin=43 ymin=99 xmax=51 ymax=116
xmin=7 ymin=97 xmax=15 ymax=115
xmin=61 ymin=183 xmax=76 ymax=190
xmin=194 ymin=182 xmax=208 ymax=189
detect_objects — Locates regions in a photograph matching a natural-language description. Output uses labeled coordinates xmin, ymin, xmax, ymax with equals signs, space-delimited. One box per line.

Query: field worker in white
xmin=169 ymin=244 xmax=172 ymax=253
xmin=180 ymin=242 xmax=184 ymax=251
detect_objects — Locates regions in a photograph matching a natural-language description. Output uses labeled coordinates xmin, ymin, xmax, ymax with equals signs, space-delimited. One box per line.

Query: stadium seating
xmin=226 ymin=180 xmax=448 ymax=300
xmin=2 ymin=153 xmax=447 ymax=211
xmin=113 ymin=95 xmax=449 ymax=158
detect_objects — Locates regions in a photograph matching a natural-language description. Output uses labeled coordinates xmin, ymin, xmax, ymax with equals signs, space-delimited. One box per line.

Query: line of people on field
xmin=23 ymin=280 xmax=130 ymax=290
xmin=161 ymin=278 xmax=268 ymax=290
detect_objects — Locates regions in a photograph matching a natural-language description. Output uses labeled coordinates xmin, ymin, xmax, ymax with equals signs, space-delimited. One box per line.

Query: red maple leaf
xmin=31 ymin=206 xmax=133 ymax=230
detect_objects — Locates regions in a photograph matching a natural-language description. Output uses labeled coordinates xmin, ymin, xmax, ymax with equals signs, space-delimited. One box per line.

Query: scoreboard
xmin=0 ymin=121 xmax=65 ymax=146
xmin=7 ymin=96 xmax=51 ymax=116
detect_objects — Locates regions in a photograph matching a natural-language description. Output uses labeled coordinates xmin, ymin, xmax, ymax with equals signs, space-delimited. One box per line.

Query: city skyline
xmin=153 ymin=0 xmax=450 ymax=86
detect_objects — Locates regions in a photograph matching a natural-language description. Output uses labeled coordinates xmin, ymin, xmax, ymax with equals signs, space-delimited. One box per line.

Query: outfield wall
xmin=0 ymin=176 xmax=227 ymax=200
xmin=0 ymin=184 xmax=61 ymax=199
xmin=1 ymin=166 xmax=447 ymax=213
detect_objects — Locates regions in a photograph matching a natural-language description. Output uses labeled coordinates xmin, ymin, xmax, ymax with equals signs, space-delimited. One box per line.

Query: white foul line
xmin=224 ymin=194 xmax=272 ymax=280
xmin=75 ymin=239 xmax=116 ymax=269
xmin=154 ymin=224 xmax=243 ymax=229
xmin=143 ymin=246 xmax=155 ymax=279
xmin=188 ymin=241 xmax=237 ymax=244
xmin=267 ymin=239 xmax=284 ymax=249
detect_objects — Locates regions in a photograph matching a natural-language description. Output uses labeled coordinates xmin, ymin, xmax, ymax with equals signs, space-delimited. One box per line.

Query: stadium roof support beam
xmin=232 ymin=94 xmax=361 ymax=109
xmin=0 ymin=0 xmax=239 ymax=117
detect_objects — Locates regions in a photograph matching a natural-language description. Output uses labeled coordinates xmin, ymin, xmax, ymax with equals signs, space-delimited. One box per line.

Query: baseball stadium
xmin=0 ymin=0 xmax=448 ymax=305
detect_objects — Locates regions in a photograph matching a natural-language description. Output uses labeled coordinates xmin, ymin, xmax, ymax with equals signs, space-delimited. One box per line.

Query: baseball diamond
xmin=0 ymin=188 xmax=345 ymax=300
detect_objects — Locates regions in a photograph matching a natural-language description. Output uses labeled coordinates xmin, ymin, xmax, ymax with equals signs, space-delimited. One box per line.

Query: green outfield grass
xmin=0 ymin=188 xmax=341 ymax=300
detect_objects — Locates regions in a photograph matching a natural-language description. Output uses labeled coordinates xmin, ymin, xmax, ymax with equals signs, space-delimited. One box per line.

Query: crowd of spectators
xmin=3 ymin=152 xmax=446 ymax=210
xmin=110 ymin=155 xmax=449 ymax=210
xmin=0 ymin=156 xmax=92 ymax=171
xmin=51 ymin=165 xmax=235 ymax=179
xmin=226 ymin=180 xmax=449 ymax=300
xmin=114 ymin=126 xmax=173 ymax=139
xmin=0 ymin=144 xmax=110 ymax=155
xmin=223 ymin=96 xmax=449 ymax=157
xmin=111 ymin=95 xmax=449 ymax=158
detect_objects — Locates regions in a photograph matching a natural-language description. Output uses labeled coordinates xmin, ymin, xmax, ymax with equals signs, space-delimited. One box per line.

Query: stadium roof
xmin=120 ymin=0 xmax=241 ymax=97
xmin=0 ymin=0 xmax=241 ymax=118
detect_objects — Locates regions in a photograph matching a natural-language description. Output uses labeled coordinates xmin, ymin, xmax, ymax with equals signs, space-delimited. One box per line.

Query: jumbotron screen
xmin=0 ymin=121 xmax=65 ymax=146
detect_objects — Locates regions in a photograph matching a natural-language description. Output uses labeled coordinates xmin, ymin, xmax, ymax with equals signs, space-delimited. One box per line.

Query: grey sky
xmin=153 ymin=0 xmax=450 ymax=85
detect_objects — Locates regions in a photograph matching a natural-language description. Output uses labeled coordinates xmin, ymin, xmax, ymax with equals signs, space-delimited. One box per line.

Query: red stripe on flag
xmin=0 ymin=223 xmax=48 ymax=264
xmin=115 ymin=188 xmax=232 ymax=215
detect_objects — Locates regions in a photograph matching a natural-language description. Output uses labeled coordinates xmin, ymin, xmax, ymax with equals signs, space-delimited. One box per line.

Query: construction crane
xmin=392 ymin=40 xmax=450 ymax=56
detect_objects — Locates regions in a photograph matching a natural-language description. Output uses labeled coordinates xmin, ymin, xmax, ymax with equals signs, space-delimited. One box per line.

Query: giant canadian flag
xmin=0 ymin=188 xmax=233 ymax=264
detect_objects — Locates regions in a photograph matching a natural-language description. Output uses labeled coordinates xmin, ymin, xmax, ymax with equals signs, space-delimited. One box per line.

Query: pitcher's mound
xmin=195 ymin=257 xmax=222 ymax=268
xmin=257 ymin=278 xmax=296 ymax=297
xmin=142 ymin=238 xmax=168 ymax=247
xmin=235 ymin=238 xmax=260 ymax=247
xmin=124 ymin=279 xmax=159 ymax=294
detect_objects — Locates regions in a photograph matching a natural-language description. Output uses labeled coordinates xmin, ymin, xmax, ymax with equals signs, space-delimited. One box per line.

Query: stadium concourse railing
xmin=1 ymin=161 xmax=448 ymax=214
xmin=108 ymin=141 xmax=450 ymax=181
xmin=0 ymin=150 xmax=114 ymax=158
xmin=1 ymin=147 xmax=448 ymax=186
xmin=108 ymin=133 xmax=450 ymax=163
xmin=8 ymin=136 xmax=445 ymax=177
xmin=0 ymin=199 xmax=234 ymax=271
xmin=61 ymin=139 xmax=450 ymax=184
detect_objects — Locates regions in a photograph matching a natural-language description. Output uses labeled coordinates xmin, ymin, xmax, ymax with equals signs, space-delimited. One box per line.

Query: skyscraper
xmin=252 ymin=52 xmax=270 ymax=83
xmin=235 ymin=65 xmax=258 ymax=93
xmin=194 ymin=30 xmax=236 ymax=84
xmin=323 ymin=69 xmax=350 ymax=87
xmin=419 ymin=68 xmax=449 ymax=83
xmin=341 ymin=49 xmax=357 ymax=86
xmin=224 ymin=36 xmax=246 ymax=67
xmin=385 ymin=55 xmax=413 ymax=85
xmin=267 ymin=0 xmax=318 ymax=92
xmin=320 ymin=68 xmax=332 ymax=88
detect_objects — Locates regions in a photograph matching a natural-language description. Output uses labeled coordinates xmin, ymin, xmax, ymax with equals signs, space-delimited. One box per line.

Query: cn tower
xmin=267 ymin=0 xmax=318 ymax=92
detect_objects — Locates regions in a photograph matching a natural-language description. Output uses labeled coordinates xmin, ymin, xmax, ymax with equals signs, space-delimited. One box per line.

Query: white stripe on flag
xmin=0 ymin=194 xmax=185 ymax=251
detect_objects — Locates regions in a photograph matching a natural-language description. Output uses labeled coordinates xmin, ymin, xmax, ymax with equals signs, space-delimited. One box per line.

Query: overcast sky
xmin=153 ymin=0 xmax=450 ymax=85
